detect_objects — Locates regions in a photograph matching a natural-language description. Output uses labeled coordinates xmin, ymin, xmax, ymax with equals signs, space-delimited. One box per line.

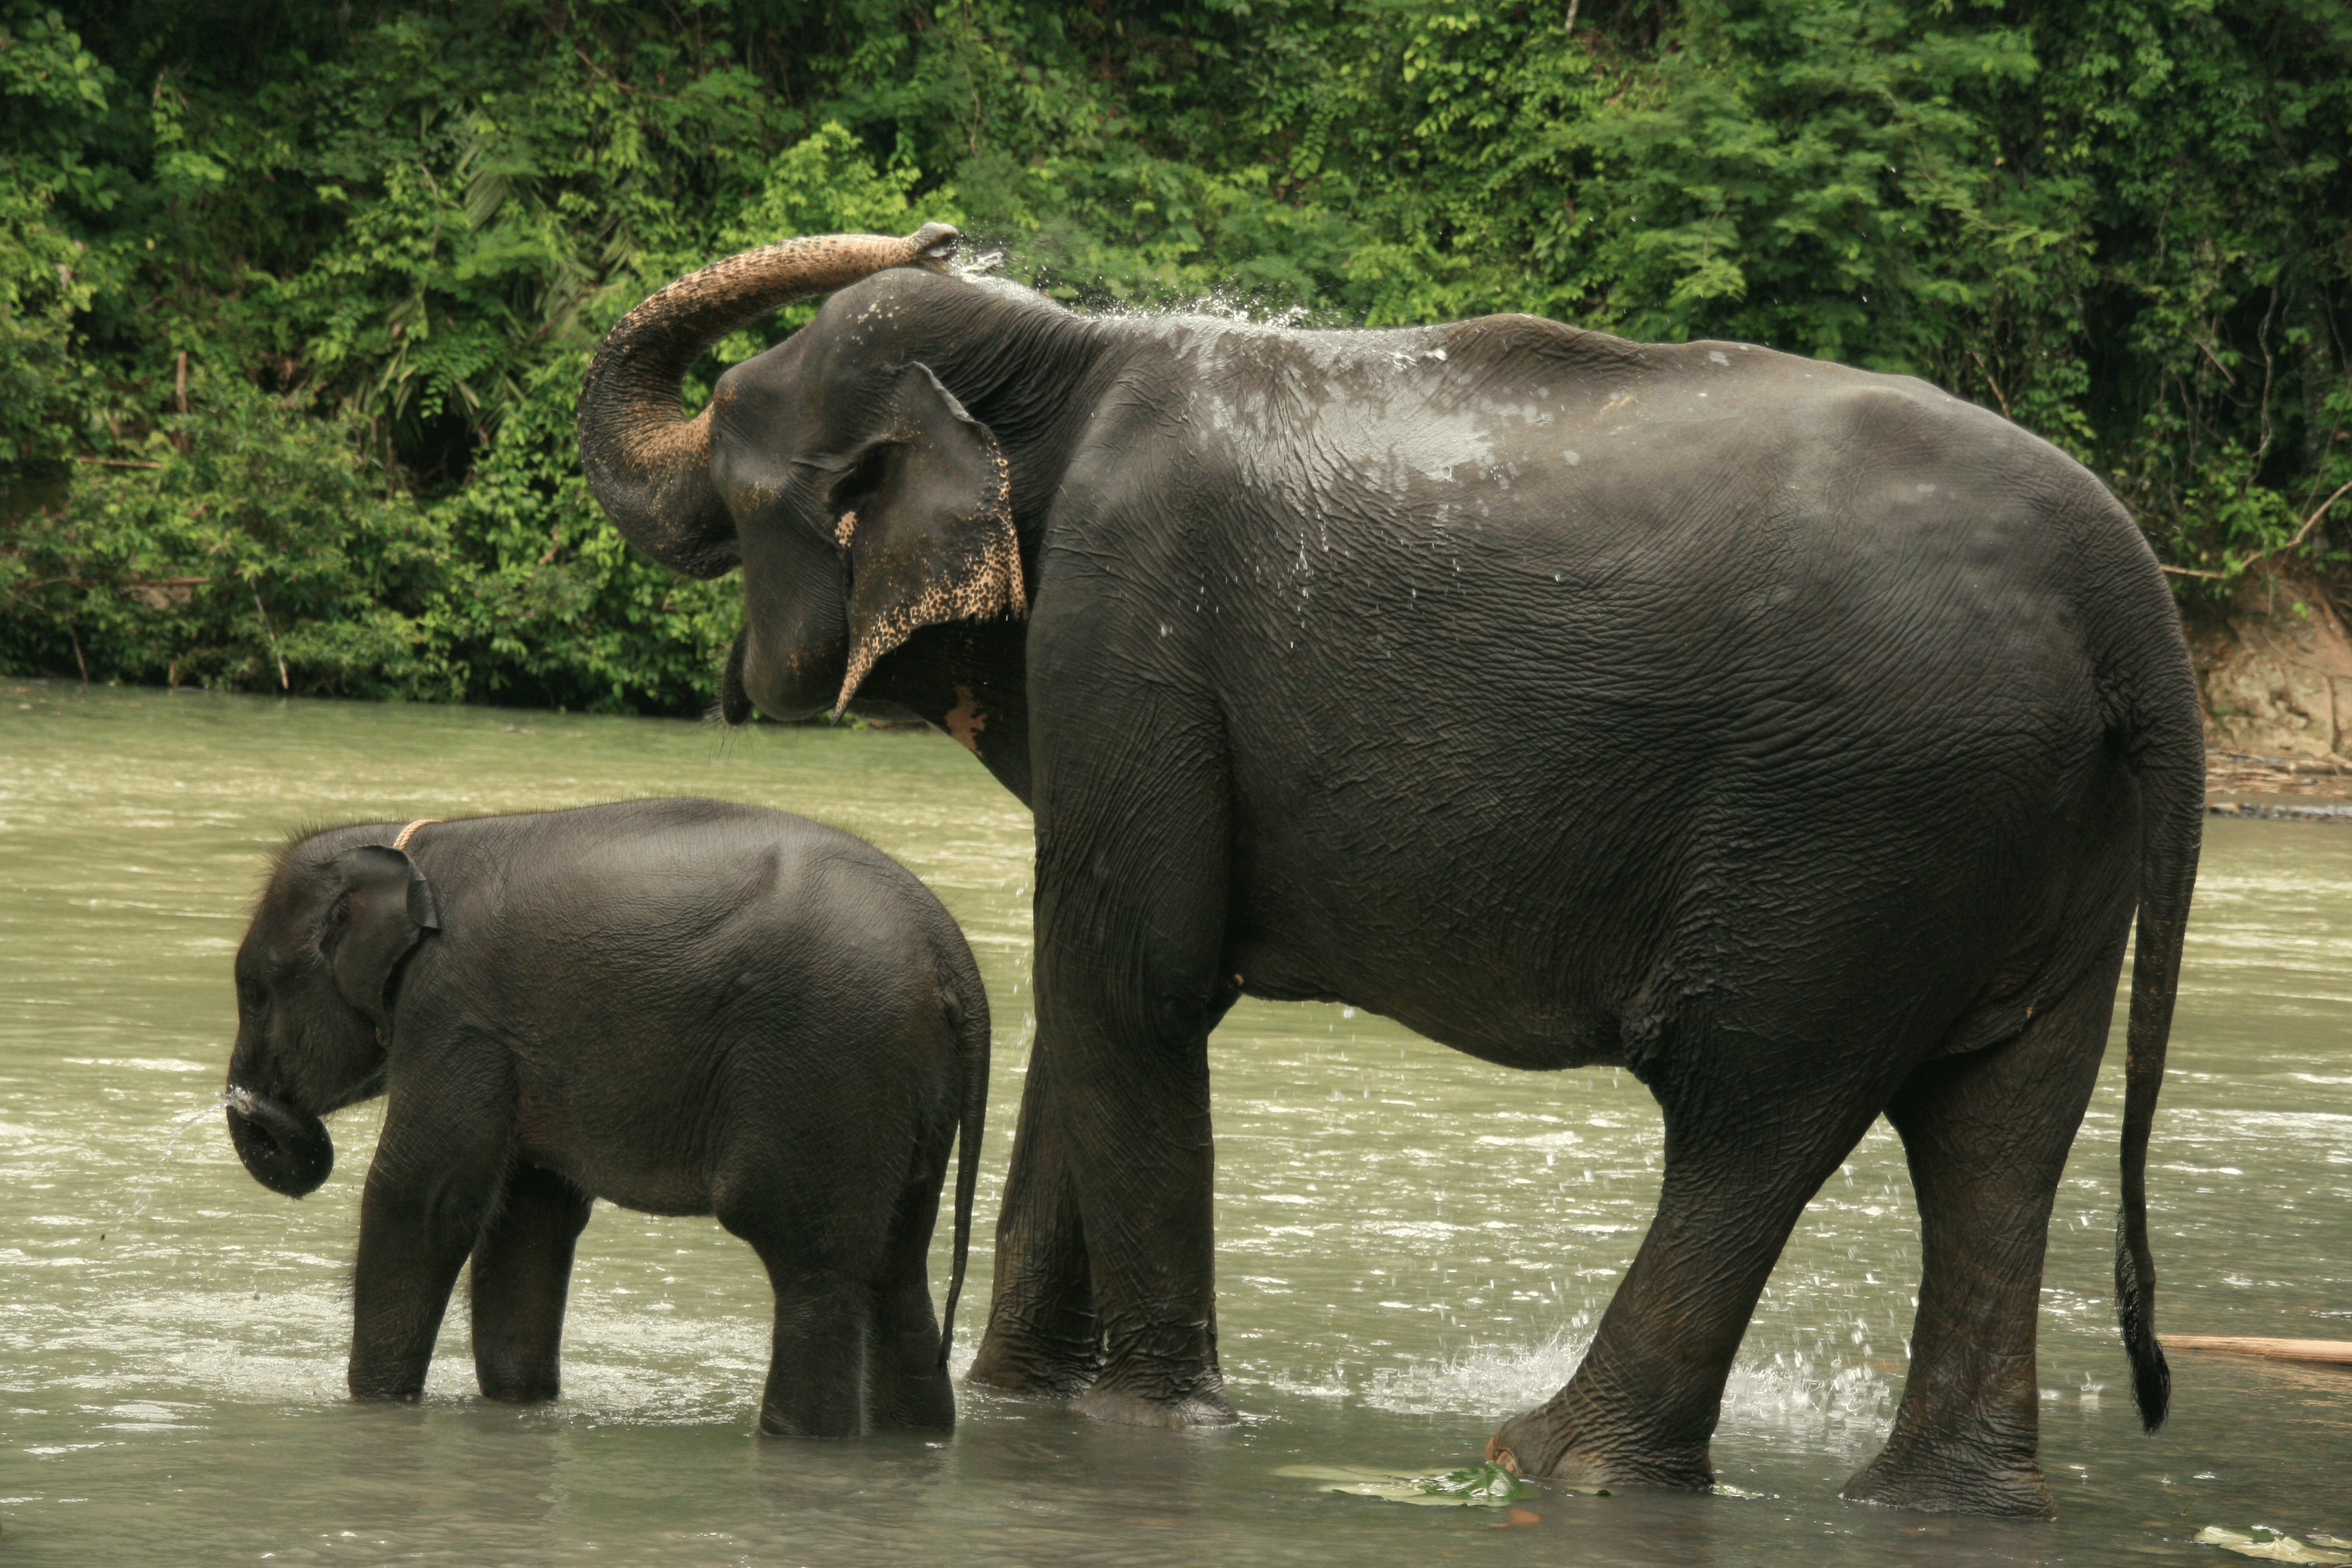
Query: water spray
xmin=98 ymin=1089 xmax=237 ymax=1242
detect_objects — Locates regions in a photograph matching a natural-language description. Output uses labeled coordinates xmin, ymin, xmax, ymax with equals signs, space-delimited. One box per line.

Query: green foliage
xmin=0 ymin=5 xmax=114 ymax=469
xmin=0 ymin=371 xmax=454 ymax=694
xmin=0 ymin=179 xmax=100 ymax=468
xmin=4 ymin=0 xmax=2349 ymax=708
xmin=0 ymin=1 xmax=961 ymax=708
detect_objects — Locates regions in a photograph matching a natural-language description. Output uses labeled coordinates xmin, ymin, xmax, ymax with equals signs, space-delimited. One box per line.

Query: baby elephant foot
xmin=347 ymin=1359 xmax=428 ymax=1404
xmin=1073 ymin=1382 xmax=1239 ymax=1429
xmin=867 ymin=1365 xmax=957 ymax=1431
xmin=757 ymin=1402 xmax=861 ymax=1440
xmin=1486 ymin=1404 xmax=1714 ymax=1492
xmin=475 ymin=1367 xmax=561 ymax=1403
xmin=474 ymin=1334 xmax=563 ymax=1404
xmin=1841 ymin=1451 xmax=2057 ymax=1519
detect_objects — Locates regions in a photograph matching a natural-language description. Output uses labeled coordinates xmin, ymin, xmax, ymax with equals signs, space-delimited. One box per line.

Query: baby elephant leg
xmin=720 ymin=1194 xmax=872 ymax=1437
xmin=350 ymin=1108 xmax=511 ymax=1402
xmin=752 ymin=1261 xmax=870 ymax=1437
xmin=864 ymin=1178 xmax=955 ymax=1431
xmin=469 ymin=1165 xmax=595 ymax=1403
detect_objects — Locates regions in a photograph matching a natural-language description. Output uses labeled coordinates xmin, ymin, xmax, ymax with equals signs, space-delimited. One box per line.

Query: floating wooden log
xmin=2160 ymin=1334 xmax=2352 ymax=1367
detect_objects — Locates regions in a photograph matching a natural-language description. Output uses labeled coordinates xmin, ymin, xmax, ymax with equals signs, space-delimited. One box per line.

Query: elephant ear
xmin=324 ymin=844 xmax=440 ymax=1026
xmin=831 ymin=362 xmax=1027 ymax=714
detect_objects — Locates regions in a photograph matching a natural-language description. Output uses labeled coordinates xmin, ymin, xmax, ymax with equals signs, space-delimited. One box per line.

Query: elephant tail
xmin=2114 ymin=664 xmax=2203 ymax=1434
xmin=937 ymin=970 xmax=990 ymax=1372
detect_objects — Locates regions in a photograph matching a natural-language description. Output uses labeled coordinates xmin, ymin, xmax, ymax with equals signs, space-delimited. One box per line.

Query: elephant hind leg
xmin=1488 ymin=1059 xmax=1889 ymax=1491
xmin=469 ymin=1164 xmax=595 ymax=1402
xmin=863 ymin=1170 xmax=956 ymax=1431
xmin=727 ymin=1233 xmax=871 ymax=1437
xmin=1841 ymin=939 xmax=2124 ymax=1519
xmin=719 ymin=1181 xmax=884 ymax=1439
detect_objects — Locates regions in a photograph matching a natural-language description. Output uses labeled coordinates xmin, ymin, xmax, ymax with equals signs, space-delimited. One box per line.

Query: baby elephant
xmin=222 ymin=797 xmax=986 ymax=1437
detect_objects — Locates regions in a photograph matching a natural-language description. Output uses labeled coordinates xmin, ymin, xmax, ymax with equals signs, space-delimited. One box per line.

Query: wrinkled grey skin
xmin=223 ymin=798 xmax=987 ymax=1438
xmin=577 ymin=229 xmax=2202 ymax=1515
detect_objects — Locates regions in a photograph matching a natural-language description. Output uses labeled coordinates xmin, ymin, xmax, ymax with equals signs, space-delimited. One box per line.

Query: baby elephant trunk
xmin=224 ymin=1086 xmax=334 ymax=1198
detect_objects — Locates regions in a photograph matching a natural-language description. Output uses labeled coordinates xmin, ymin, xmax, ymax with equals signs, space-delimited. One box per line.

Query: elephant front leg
xmin=469 ymin=1164 xmax=595 ymax=1403
xmin=349 ymin=1122 xmax=509 ymax=1402
xmin=965 ymin=1030 xmax=1102 ymax=1399
xmin=1018 ymin=716 xmax=1236 ymax=1428
xmin=1062 ymin=1008 xmax=1233 ymax=1431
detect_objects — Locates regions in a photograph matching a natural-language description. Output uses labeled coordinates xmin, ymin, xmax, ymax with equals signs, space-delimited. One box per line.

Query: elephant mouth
xmin=718 ymin=627 xmax=756 ymax=726
xmin=224 ymin=1086 xmax=334 ymax=1198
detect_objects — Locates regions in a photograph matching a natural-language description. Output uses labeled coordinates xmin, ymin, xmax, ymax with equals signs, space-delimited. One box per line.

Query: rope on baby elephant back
xmin=391 ymin=820 xmax=441 ymax=853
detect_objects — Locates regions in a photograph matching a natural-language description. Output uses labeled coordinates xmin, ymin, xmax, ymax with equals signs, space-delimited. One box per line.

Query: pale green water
xmin=2 ymin=682 xmax=2346 ymax=1566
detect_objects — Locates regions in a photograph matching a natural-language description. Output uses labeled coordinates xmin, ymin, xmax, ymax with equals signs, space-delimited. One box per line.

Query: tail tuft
xmin=2114 ymin=1212 xmax=2171 ymax=1431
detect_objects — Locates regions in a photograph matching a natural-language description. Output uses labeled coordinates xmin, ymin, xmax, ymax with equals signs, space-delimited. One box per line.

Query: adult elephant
xmin=578 ymin=224 xmax=2201 ymax=1517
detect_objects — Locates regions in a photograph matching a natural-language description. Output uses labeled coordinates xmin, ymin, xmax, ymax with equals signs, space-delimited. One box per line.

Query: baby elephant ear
xmin=325 ymin=844 xmax=439 ymax=1025
xmin=832 ymin=362 xmax=1027 ymax=714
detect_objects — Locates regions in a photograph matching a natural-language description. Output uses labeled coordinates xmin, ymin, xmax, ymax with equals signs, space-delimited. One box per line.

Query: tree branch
xmin=2162 ymin=474 xmax=2352 ymax=580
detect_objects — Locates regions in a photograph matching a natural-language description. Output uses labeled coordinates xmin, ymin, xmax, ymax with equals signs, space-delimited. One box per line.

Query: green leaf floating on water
xmin=1276 ymin=1463 xmax=1559 ymax=1507
xmin=2196 ymin=1526 xmax=2352 ymax=1565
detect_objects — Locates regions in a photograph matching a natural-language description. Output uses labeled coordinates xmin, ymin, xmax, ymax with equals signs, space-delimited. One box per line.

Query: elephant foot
xmin=1840 ymin=1451 xmax=2056 ymax=1519
xmin=964 ymin=1322 xmax=1102 ymax=1401
xmin=1073 ymin=1382 xmax=1239 ymax=1429
xmin=1486 ymin=1405 xmax=1713 ymax=1492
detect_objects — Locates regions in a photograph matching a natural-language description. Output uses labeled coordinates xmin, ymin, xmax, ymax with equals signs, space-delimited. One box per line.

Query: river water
xmin=2 ymin=683 xmax=2345 ymax=1566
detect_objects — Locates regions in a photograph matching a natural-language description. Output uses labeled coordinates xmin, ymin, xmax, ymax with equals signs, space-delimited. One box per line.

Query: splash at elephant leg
xmin=1489 ymin=1052 xmax=1891 ymax=1495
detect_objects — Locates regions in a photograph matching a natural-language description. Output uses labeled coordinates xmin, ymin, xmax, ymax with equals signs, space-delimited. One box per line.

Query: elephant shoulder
xmin=1050 ymin=371 xmax=1233 ymax=557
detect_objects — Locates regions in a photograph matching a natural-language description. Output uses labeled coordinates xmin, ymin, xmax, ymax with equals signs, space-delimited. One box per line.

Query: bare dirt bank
xmin=2189 ymin=572 xmax=2352 ymax=818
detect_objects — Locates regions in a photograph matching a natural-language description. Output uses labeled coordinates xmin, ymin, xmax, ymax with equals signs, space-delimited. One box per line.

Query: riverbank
xmin=2192 ymin=572 xmax=2352 ymax=819
xmin=2205 ymin=750 xmax=2352 ymax=820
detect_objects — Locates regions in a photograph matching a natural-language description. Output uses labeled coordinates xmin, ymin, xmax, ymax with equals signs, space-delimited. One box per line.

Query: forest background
xmin=2 ymin=0 xmax=2348 ymax=716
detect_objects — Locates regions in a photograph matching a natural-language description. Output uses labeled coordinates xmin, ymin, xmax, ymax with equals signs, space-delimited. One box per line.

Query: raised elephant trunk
xmin=577 ymin=223 xmax=963 ymax=578
xmin=224 ymin=1086 xmax=335 ymax=1198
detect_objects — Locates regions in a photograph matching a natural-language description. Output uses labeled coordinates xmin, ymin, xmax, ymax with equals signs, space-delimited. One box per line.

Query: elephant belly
xmin=1218 ymin=659 xmax=2137 ymax=1078
xmin=515 ymin=1085 xmax=716 ymax=1217
xmin=560 ymin=1161 xmax=714 ymax=1218
xmin=1221 ymin=832 xmax=1640 ymax=1073
xmin=1231 ymin=945 xmax=1625 ymax=1071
